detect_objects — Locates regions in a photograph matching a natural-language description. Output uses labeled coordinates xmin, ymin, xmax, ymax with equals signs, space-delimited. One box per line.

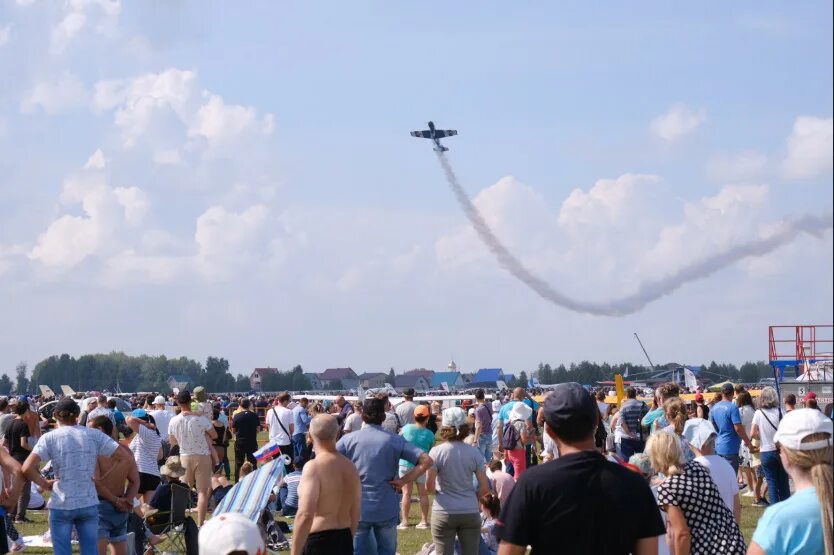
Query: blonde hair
xmin=663 ymin=397 xmax=687 ymax=436
xmin=780 ymin=432 xmax=833 ymax=554
xmin=646 ymin=431 xmax=684 ymax=476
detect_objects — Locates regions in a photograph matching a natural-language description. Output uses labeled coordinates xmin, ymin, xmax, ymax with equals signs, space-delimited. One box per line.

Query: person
xmin=428 ymin=407 xmax=489 ymax=555
xmin=6 ymin=400 xmax=32 ymax=524
xmin=232 ymin=398 xmax=260 ymax=482
xmin=278 ymin=456 xmax=305 ymax=517
xmin=802 ymin=391 xmax=818 ymax=409
xmin=199 ymin=512 xmax=267 ymax=555
xmin=22 ymin=398 xmax=128 ymax=555
xmin=646 ymin=431 xmax=746 ymax=554
xmin=210 ymin=407 xmax=230 ymax=479
xmin=334 ymin=396 xmax=354 ymax=429
xmin=751 ymin=386 xmax=790 ymax=505
xmin=167 ymin=390 xmax=217 ymax=526
xmin=0 ymin=441 xmax=25 ymax=555
xmin=473 ymin=390 xmax=493 ymax=462
xmin=395 ymin=389 xmax=418 ymax=427
xmin=501 ymin=402 xmax=531 ymax=479
xmin=480 ymin=492 xmax=500 ymax=555
xmin=710 ymin=382 xmax=756 ymax=474
xmin=495 ymin=382 xmax=664 ymax=554
xmin=337 ymin=398 xmax=432 ymax=555
xmin=428 ymin=401 xmax=441 ymax=435
xmin=87 ymin=395 xmax=117 ymax=437
xmin=379 ymin=395 xmax=401 ymax=434
xmin=784 ymin=393 xmax=796 ymax=413
xmin=0 ymin=398 xmax=14 ymax=445
xmin=292 ymin=398 xmax=313 ymax=459
xmin=342 ymin=402 xmax=363 ymax=434
xmin=595 ymin=390 xmax=609 ymax=423
xmin=747 ymin=408 xmax=833 ymax=555
xmin=495 ymin=388 xmax=532 ymax=475
xmin=125 ymin=409 xmax=162 ymax=504
xmin=736 ymin=390 xmax=757 ymax=496
xmin=486 ymin=459 xmax=514 ymax=507
xmin=661 ymin=397 xmax=695 ymax=463
xmin=149 ymin=396 xmax=173 ymax=461
xmin=618 ymin=387 xmax=649 ymax=460
xmin=399 ymin=405 xmax=435 ymax=530
xmin=90 ymin=416 xmax=140 ymax=555
xmin=682 ymin=418 xmax=741 ymax=523
xmin=266 ymin=392 xmax=294 ymax=457
xmin=641 ymin=383 xmax=679 ymax=433
xmin=292 ymin=415 xmax=361 ymax=555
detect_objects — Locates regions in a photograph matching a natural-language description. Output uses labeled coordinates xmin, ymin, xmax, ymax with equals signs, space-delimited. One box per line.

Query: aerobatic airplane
xmin=410 ymin=121 xmax=457 ymax=152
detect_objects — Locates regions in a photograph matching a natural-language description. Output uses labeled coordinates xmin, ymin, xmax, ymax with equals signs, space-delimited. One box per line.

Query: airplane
xmin=410 ymin=121 xmax=457 ymax=152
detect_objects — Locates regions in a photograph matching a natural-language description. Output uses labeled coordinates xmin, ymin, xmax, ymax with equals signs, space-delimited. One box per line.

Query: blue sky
xmin=0 ymin=1 xmax=831 ymax=378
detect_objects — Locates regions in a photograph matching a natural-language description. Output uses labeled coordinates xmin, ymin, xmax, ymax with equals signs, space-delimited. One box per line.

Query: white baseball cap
xmin=682 ymin=418 xmax=717 ymax=450
xmin=198 ymin=512 xmax=266 ymax=555
xmin=153 ymin=395 xmax=166 ymax=405
xmin=442 ymin=407 xmax=467 ymax=429
xmin=774 ymin=408 xmax=833 ymax=451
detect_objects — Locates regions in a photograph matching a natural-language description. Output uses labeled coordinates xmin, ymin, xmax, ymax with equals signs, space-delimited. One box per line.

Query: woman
xmin=751 ymin=387 xmax=790 ymax=504
xmin=661 ymin=397 xmax=694 ymax=463
xmin=736 ymin=391 xmax=757 ymax=497
xmin=127 ymin=409 xmax=162 ymax=504
xmin=210 ymin=408 xmax=229 ymax=477
xmin=428 ymin=407 xmax=489 ymax=555
xmin=695 ymin=403 xmax=710 ymax=421
xmin=646 ymin=431 xmax=746 ymax=554
xmin=747 ymin=408 xmax=833 ymax=555
xmin=399 ymin=405 xmax=436 ymax=531
xmin=502 ymin=402 xmax=531 ymax=479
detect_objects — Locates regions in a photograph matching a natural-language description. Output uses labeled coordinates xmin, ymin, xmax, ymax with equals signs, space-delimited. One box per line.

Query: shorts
xmin=181 ymin=454 xmax=213 ymax=492
xmin=399 ymin=465 xmax=426 ymax=485
xmin=138 ymin=473 xmax=161 ymax=494
xmin=302 ymin=528 xmax=352 ymax=555
xmin=98 ymin=500 xmax=129 ymax=543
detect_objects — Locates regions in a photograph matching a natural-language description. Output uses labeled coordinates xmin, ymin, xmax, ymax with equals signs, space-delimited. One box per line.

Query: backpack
xmin=503 ymin=420 xmax=521 ymax=450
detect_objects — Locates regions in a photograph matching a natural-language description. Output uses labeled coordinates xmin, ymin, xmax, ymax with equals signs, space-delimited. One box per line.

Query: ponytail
xmin=663 ymin=397 xmax=688 ymax=436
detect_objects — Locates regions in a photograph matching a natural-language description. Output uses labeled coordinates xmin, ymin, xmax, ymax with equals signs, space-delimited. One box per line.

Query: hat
xmin=694 ymin=392 xmax=704 ymax=403
xmin=132 ymin=408 xmax=148 ymax=418
xmin=542 ymin=383 xmax=597 ymax=434
xmin=467 ymin=408 xmax=476 ymax=416
xmin=153 ymin=395 xmax=166 ymax=405
xmin=442 ymin=407 xmax=467 ymax=429
xmin=176 ymin=390 xmax=192 ymax=405
xmin=509 ymin=401 xmax=533 ymax=422
xmin=682 ymin=418 xmax=717 ymax=450
xmin=193 ymin=386 xmax=207 ymax=402
xmin=491 ymin=400 xmax=501 ymax=412
xmin=414 ymin=405 xmax=429 ymax=418
xmin=403 ymin=388 xmax=415 ymax=397
xmin=54 ymin=398 xmax=80 ymax=415
xmin=721 ymin=383 xmax=735 ymax=395
xmin=198 ymin=512 xmax=265 ymax=555
xmin=628 ymin=453 xmax=653 ymax=476
xmin=160 ymin=456 xmax=186 ymax=478
xmin=774 ymin=408 xmax=833 ymax=451
xmin=802 ymin=391 xmax=817 ymax=402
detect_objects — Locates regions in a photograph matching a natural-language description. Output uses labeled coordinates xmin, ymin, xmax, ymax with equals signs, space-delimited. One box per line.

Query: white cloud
xmin=706 ymin=150 xmax=768 ymax=183
xmin=0 ymin=24 xmax=11 ymax=47
xmin=153 ymin=149 xmax=182 ymax=165
xmin=190 ymin=93 xmax=256 ymax=143
xmin=558 ymin=173 xmax=659 ymax=231
xmin=781 ymin=116 xmax=833 ymax=180
xmin=112 ymin=187 xmax=149 ymax=225
xmin=84 ymin=149 xmax=107 ymax=169
xmin=194 ymin=204 xmax=269 ymax=277
xmin=50 ymin=0 xmax=121 ymax=54
xmin=20 ymin=72 xmax=88 ymax=114
xmin=650 ymin=103 xmax=706 ymax=141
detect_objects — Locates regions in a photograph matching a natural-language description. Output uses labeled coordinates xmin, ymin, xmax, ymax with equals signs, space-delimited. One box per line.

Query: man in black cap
xmin=495 ymin=383 xmax=664 ymax=555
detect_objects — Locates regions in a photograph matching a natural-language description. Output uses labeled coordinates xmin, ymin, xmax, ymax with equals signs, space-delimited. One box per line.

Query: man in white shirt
xmin=683 ymin=418 xmax=740 ymax=523
xmin=266 ymin=392 xmax=294 ymax=456
xmin=394 ymin=389 xmax=418 ymax=427
xmin=150 ymin=396 xmax=173 ymax=459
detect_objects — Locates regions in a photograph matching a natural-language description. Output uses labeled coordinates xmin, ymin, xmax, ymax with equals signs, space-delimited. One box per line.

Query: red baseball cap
xmin=802 ymin=391 xmax=817 ymax=402
xmin=695 ymin=393 xmax=704 ymax=403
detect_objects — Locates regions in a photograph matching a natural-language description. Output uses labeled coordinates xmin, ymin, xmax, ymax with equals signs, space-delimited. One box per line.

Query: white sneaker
xmin=397 ymin=523 xmax=409 ymax=530
xmin=742 ymin=490 xmax=756 ymax=497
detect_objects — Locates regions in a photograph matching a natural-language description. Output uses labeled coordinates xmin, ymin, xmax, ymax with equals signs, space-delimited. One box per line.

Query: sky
xmin=0 ymin=1 xmax=832 ymax=378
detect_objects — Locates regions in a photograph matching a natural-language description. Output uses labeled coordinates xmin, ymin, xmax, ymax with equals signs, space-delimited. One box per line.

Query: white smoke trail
xmin=436 ymin=151 xmax=833 ymax=316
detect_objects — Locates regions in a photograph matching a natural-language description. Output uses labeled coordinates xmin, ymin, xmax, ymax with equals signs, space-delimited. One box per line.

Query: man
xmin=337 ymin=398 xmax=432 ymax=555
xmin=495 ymin=383 xmax=664 ymax=555
xmin=709 ymin=382 xmax=755 ymax=474
xmin=8 ymin=399 xmax=32 ymax=524
xmin=87 ymin=395 xmax=117 ymax=437
xmin=232 ymin=398 xmax=261 ymax=482
xmin=784 ymin=393 xmax=796 ymax=412
xmin=79 ymin=397 xmax=96 ymax=427
xmin=394 ymin=388 xmax=418 ymax=427
xmin=291 ymin=415 xmax=360 ymax=555
xmin=473 ymin=389 xmax=493 ymax=461
xmin=0 ymin=438 xmax=25 ymax=555
xmin=682 ymin=418 xmax=740 ymax=523
xmin=334 ymin=396 xmax=353 ymax=428
xmin=23 ymin=398 xmax=129 ymax=555
xmin=342 ymin=402 xmax=363 ymax=435
xmin=168 ymin=390 xmax=217 ymax=526
xmin=0 ymin=397 xmax=14 ymax=444
xmin=89 ymin=416 xmax=140 ymax=555
xmin=292 ymin=398 xmax=312 ymax=458
xmin=149 ymin=395 xmax=173 ymax=460
xmin=618 ymin=387 xmax=649 ymax=460
xmin=266 ymin=392 xmax=294 ymax=457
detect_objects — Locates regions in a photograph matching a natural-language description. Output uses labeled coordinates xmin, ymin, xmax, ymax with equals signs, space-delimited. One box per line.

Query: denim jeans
xmin=760 ymin=450 xmax=791 ymax=504
xmin=477 ymin=435 xmax=492 ymax=462
xmin=50 ymin=505 xmax=99 ymax=555
xmin=354 ymin=517 xmax=398 ymax=555
xmin=720 ymin=453 xmax=740 ymax=475
xmin=618 ymin=438 xmax=644 ymax=461
xmin=292 ymin=433 xmax=307 ymax=460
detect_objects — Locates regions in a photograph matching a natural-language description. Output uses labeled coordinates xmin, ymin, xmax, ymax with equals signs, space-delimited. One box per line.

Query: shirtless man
xmin=90 ymin=416 xmax=140 ymax=555
xmin=291 ymin=415 xmax=360 ymax=555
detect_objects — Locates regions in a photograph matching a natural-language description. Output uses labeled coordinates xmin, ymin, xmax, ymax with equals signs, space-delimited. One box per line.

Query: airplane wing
xmin=410 ymin=130 xmax=432 ymax=138
xmin=433 ymin=129 xmax=457 ymax=138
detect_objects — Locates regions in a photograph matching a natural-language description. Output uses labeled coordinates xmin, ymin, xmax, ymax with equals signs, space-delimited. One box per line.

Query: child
xmin=480 ymin=492 xmax=500 ymax=554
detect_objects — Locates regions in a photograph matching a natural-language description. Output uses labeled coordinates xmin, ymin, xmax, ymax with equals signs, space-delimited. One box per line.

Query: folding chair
xmin=144 ymin=483 xmax=193 ymax=554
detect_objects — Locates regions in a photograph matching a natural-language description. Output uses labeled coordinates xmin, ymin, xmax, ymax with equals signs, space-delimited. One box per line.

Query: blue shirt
xmin=642 ymin=407 xmax=665 ymax=429
xmin=337 ymin=424 xmax=423 ymax=522
xmin=292 ymin=405 xmax=311 ymax=435
xmin=752 ymin=487 xmax=824 ymax=555
xmin=710 ymin=400 xmax=742 ymax=456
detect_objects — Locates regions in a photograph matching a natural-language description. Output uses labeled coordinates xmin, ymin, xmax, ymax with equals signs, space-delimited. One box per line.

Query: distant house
xmin=358 ymin=372 xmax=388 ymax=389
xmin=469 ymin=368 xmax=505 ymax=388
xmin=167 ymin=374 xmax=191 ymax=391
xmin=430 ymin=372 xmax=465 ymax=390
xmin=461 ymin=373 xmax=475 ymax=386
xmin=394 ymin=374 xmax=430 ymax=392
xmin=405 ymin=368 xmax=435 ymax=381
xmin=303 ymin=373 xmax=322 ymax=390
xmin=320 ymin=368 xmax=359 ymax=390
xmin=503 ymin=373 xmax=516 ymax=385
xmin=249 ymin=367 xmax=279 ymax=391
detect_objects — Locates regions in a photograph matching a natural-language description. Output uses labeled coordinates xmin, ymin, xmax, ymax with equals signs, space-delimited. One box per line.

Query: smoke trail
xmin=436 ymin=151 xmax=833 ymax=316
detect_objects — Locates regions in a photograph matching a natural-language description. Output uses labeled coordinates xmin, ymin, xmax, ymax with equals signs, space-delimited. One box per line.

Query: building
xmin=167 ymin=374 xmax=191 ymax=391
xmin=303 ymin=373 xmax=323 ymax=390
xmin=405 ymin=368 xmax=435 ymax=381
xmin=461 ymin=373 xmax=475 ymax=386
xmin=358 ymin=372 xmax=388 ymax=389
xmin=469 ymin=368 xmax=505 ymax=388
xmin=430 ymin=372 xmax=465 ymax=390
xmin=249 ymin=367 xmax=279 ymax=391
xmin=319 ymin=367 xmax=359 ymax=390
xmin=394 ymin=374 xmax=430 ymax=393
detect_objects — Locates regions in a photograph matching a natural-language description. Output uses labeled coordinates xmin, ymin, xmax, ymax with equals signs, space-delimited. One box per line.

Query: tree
xmin=517 ymin=371 xmax=529 ymax=388
xmin=234 ymin=374 xmax=251 ymax=392
xmin=388 ymin=368 xmax=396 ymax=384
xmin=330 ymin=378 xmax=344 ymax=390
xmin=0 ymin=375 xmax=12 ymax=395
xmin=15 ymin=362 xmax=28 ymax=394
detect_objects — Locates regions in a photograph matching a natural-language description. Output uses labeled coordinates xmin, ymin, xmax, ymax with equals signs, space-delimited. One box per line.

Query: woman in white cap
xmin=428 ymin=407 xmax=489 ymax=555
xmin=502 ymin=402 xmax=531 ymax=479
xmin=748 ymin=408 xmax=832 ymax=555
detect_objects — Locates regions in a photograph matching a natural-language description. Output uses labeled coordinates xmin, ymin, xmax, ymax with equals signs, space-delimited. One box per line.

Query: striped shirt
xmin=283 ymin=471 xmax=302 ymax=508
xmin=131 ymin=424 xmax=162 ymax=476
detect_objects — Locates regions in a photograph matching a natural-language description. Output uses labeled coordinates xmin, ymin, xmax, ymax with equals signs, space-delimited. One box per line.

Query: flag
xmin=253 ymin=441 xmax=282 ymax=463
xmin=684 ymin=368 xmax=698 ymax=391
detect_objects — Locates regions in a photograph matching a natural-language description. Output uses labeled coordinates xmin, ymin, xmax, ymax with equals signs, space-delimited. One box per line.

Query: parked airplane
xmin=410 ymin=121 xmax=457 ymax=152
xmin=60 ymin=385 xmax=76 ymax=396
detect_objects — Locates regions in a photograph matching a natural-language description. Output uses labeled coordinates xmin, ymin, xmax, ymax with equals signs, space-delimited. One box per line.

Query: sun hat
xmin=198 ymin=512 xmax=266 ymax=555
xmin=160 ymin=456 xmax=186 ymax=478
xmin=509 ymin=401 xmax=533 ymax=422
xmin=774 ymin=408 xmax=833 ymax=451
xmin=442 ymin=407 xmax=467 ymax=429
xmin=153 ymin=395 xmax=166 ymax=405
xmin=682 ymin=418 xmax=717 ymax=450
